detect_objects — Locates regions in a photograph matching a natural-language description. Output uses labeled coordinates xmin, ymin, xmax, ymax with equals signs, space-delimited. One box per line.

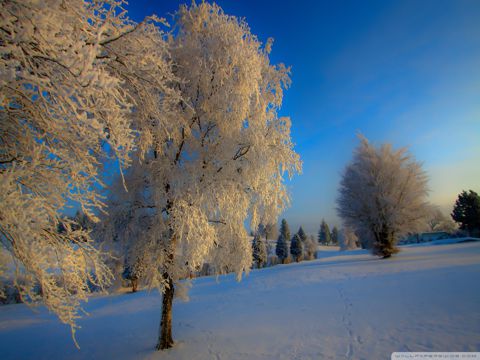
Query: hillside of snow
xmin=1 ymin=241 xmax=479 ymax=359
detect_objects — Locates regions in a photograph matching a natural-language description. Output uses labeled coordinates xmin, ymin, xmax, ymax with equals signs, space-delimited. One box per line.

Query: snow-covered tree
xmin=94 ymin=161 xmax=158 ymax=289
xmin=256 ymin=223 xmax=267 ymax=238
xmin=426 ymin=207 xmax=457 ymax=233
xmin=331 ymin=226 xmax=339 ymax=245
xmin=297 ymin=226 xmax=307 ymax=243
xmin=279 ymin=219 xmax=291 ymax=244
xmin=275 ymin=219 xmax=291 ymax=264
xmin=103 ymin=3 xmax=301 ymax=350
xmin=0 ymin=0 xmax=177 ymax=343
xmin=290 ymin=234 xmax=303 ymax=262
xmin=275 ymin=234 xmax=289 ymax=264
xmin=338 ymin=227 xmax=358 ymax=251
xmin=318 ymin=220 xmax=331 ymax=245
xmin=122 ymin=256 xmax=146 ymax=293
xmin=304 ymin=235 xmax=317 ymax=260
xmin=337 ymin=136 xmax=429 ymax=258
xmin=451 ymin=190 xmax=480 ymax=236
xmin=265 ymin=223 xmax=279 ymax=240
xmin=252 ymin=233 xmax=267 ymax=268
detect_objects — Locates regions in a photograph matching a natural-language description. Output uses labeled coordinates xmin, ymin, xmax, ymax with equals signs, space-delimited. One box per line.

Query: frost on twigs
xmin=102 ymin=1 xmax=301 ymax=302
xmin=338 ymin=227 xmax=358 ymax=251
xmin=336 ymin=136 xmax=429 ymax=258
xmin=0 ymin=0 xmax=177 ymax=341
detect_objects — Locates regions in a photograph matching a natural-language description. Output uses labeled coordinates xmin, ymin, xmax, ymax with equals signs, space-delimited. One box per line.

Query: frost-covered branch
xmin=337 ymin=136 xmax=429 ymax=257
xmin=0 ymin=0 xmax=178 ymax=341
xmin=101 ymin=2 xmax=301 ymax=350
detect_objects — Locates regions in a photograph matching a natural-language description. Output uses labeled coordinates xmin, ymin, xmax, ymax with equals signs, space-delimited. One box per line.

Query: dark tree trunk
xmin=372 ymin=228 xmax=398 ymax=258
xmin=156 ymin=276 xmax=175 ymax=350
xmin=131 ymin=278 xmax=138 ymax=293
xmin=155 ymin=185 xmax=177 ymax=351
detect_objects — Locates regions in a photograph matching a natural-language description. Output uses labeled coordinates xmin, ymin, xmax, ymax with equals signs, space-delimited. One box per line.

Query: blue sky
xmin=126 ymin=0 xmax=480 ymax=235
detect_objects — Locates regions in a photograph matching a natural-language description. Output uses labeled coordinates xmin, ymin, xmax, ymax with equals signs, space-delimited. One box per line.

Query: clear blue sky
xmin=126 ymin=0 xmax=480 ymax=235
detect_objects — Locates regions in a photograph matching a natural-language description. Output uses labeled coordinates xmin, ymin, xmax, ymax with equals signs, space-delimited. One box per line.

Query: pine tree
xmin=280 ymin=219 xmax=291 ymax=244
xmin=451 ymin=190 xmax=480 ymax=236
xmin=331 ymin=226 xmax=339 ymax=245
xmin=252 ymin=233 xmax=267 ymax=268
xmin=290 ymin=234 xmax=304 ymax=262
xmin=275 ymin=234 xmax=289 ymax=264
xmin=318 ymin=220 xmax=331 ymax=245
xmin=297 ymin=226 xmax=307 ymax=243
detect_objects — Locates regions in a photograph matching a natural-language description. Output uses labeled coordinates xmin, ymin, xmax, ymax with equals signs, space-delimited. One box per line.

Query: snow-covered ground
xmin=1 ymin=241 xmax=479 ymax=359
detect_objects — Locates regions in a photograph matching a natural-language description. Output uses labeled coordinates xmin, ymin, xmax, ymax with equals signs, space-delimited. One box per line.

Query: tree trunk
xmin=131 ymin=278 xmax=138 ymax=293
xmin=156 ymin=275 xmax=175 ymax=350
xmin=373 ymin=228 xmax=398 ymax=258
xmin=155 ymin=187 xmax=178 ymax=351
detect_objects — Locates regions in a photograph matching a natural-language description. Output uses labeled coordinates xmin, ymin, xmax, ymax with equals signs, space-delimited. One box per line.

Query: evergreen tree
xmin=252 ymin=233 xmax=267 ymax=268
xmin=451 ymin=190 xmax=480 ymax=236
xmin=318 ymin=220 xmax=331 ymax=245
xmin=331 ymin=226 xmax=339 ymax=245
xmin=297 ymin=226 xmax=307 ymax=243
xmin=279 ymin=219 xmax=291 ymax=244
xmin=275 ymin=234 xmax=289 ymax=264
xmin=290 ymin=234 xmax=304 ymax=262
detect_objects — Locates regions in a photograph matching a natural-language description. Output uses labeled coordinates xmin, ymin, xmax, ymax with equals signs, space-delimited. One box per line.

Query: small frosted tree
xmin=427 ymin=207 xmax=457 ymax=233
xmin=318 ymin=220 xmax=331 ymax=245
xmin=252 ymin=233 xmax=267 ymax=268
xmin=339 ymin=227 xmax=358 ymax=251
xmin=257 ymin=223 xmax=267 ymax=238
xmin=451 ymin=190 xmax=480 ymax=236
xmin=104 ymin=3 xmax=301 ymax=350
xmin=304 ymin=235 xmax=318 ymax=260
xmin=265 ymin=223 xmax=279 ymax=240
xmin=0 ymin=0 xmax=177 ymax=342
xmin=290 ymin=234 xmax=304 ymax=262
xmin=337 ymin=136 xmax=429 ymax=258
xmin=122 ymin=256 xmax=146 ymax=293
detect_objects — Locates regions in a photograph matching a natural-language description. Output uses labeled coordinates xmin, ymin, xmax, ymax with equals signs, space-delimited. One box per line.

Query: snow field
xmin=0 ymin=241 xmax=479 ymax=359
